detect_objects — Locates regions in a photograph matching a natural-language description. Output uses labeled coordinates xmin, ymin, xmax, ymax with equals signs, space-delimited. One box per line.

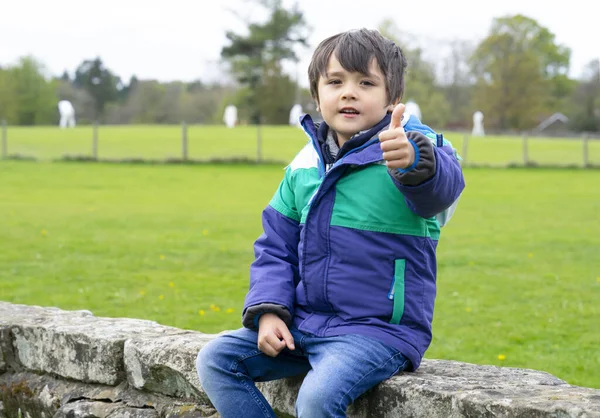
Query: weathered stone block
xmin=55 ymin=401 xmax=159 ymax=418
xmin=0 ymin=373 xmax=217 ymax=418
xmin=257 ymin=360 xmax=600 ymax=417
xmin=2 ymin=302 xmax=600 ymax=417
xmin=2 ymin=302 xmax=186 ymax=385
xmin=124 ymin=333 xmax=215 ymax=401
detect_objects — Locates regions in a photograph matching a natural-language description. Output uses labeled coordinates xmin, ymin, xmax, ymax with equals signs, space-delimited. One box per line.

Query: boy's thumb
xmin=390 ymin=103 xmax=406 ymax=129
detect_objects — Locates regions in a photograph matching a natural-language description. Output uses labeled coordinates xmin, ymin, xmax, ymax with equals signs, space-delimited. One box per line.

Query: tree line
xmin=0 ymin=57 xmax=236 ymax=126
xmin=0 ymin=0 xmax=598 ymax=132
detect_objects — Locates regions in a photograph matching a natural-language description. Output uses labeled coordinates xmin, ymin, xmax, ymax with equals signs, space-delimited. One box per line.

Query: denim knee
xmin=296 ymin=383 xmax=342 ymax=418
xmin=196 ymin=337 xmax=225 ymax=386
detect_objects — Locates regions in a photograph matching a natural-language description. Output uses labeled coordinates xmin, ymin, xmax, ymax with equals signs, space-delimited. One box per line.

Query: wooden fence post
xmin=1 ymin=120 xmax=6 ymax=159
xmin=92 ymin=122 xmax=98 ymax=160
xmin=582 ymin=133 xmax=589 ymax=168
xmin=522 ymin=133 xmax=529 ymax=165
xmin=256 ymin=123 xmax=263 ymax=163
xmin=181 ymin=121 xmax=188 ymax=161
xmin=461 ymin=134 xmax=469 ymax=165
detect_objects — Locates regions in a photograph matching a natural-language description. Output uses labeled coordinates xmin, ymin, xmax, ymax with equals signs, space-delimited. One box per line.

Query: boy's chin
xmin=335 ymin=127 xmax=364 ymax=138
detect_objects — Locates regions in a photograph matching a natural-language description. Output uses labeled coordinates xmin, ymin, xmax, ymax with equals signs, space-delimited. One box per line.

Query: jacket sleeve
xmin=242 ymin=167 xmax=300 ymax=330
xmin=389 ymin=131 xmax=465 ymax=220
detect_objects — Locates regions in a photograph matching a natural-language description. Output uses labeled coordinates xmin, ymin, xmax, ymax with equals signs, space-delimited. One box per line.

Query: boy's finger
xmin=266 ymin=333 xmax=285 ymax=349
xmin=263 ymin=334 xmax=285 ymax=355
xmin=260 ymin=341 xmax=279 ymax=357
xmin=380 ymin=137 xmax=409 ymax=152
xmin=386 ymin=157 xmax=412 ymax=170
xmin=379 ymin=128 xmax=404 ymax=143
xmin=279 ymin=327 xmax=295 ymax=350
xmin=383 ymin=149 xmax=407 ymax=162
xmin=389 ymin=103 xmax=406 ymax=129
xmin=257 ymin=337 xmax=271 ymax=356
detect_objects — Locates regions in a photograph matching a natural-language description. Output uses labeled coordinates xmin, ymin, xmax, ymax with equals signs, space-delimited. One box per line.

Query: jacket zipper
xmin=388 ymin=278 xmax=396 ymax=300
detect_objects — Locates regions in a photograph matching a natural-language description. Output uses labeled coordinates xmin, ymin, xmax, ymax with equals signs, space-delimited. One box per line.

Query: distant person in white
xmin=223 ymin=105 xmax=238 ymax=128
xmin=472 ymin=111 xmax=485 ymax=136
xmin=289 ymin=104 xmax=303 ymax=127
xmin=405 ymin=100 xmax=422 ymax=121
xmin=58 ymin=100 xmax=76 ymax=128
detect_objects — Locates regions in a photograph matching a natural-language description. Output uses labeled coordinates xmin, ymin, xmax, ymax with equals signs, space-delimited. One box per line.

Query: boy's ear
xmin=315 ymin=100 xmax=320 ymax=112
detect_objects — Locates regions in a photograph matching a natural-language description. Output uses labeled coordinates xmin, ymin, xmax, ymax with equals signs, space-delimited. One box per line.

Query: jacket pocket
xmin=388 ymin=259 xmax=406 ymax=325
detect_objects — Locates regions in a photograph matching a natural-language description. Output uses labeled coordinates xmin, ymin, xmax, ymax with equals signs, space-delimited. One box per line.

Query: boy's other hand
xmin=257 ymin=313 xmax=295 ymax=357
xmin=379 ymin=103 xmax=415 ymax=170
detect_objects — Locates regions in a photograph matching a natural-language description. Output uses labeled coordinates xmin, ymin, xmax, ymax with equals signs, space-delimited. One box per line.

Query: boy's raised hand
xmin=257 ymin=313 xmax=295 ymax=357
xmin=379 ymin=103 xmax=415 ymax=170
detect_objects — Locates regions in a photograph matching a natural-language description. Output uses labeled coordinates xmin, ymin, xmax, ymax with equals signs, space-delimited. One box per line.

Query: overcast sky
xmin=1 ymin=0 xmax=598 ymax=87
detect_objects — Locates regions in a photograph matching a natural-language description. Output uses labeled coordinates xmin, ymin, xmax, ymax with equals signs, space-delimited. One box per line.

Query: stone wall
xmin=1 ymin=302 xmax=599 ymax=418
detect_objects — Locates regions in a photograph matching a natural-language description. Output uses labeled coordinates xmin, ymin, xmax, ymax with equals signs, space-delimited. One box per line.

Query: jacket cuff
xmin=388 ymin=131 xmax=436 ymax=186
xmin=242 ymin=303 xmax=292 ymax=330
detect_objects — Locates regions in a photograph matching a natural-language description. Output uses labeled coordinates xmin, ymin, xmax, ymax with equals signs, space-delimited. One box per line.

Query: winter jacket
xmin=242 ymin=112 xmax=465 ymax=370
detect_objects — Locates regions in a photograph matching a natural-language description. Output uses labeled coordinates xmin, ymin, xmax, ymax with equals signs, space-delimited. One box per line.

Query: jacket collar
xmin=302 ymin=113 xmax=392 ymax=164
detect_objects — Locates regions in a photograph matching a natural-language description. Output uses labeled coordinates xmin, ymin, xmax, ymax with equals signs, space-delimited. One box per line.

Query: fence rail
xmin=1 ymin=122 xmax=599 ymax=168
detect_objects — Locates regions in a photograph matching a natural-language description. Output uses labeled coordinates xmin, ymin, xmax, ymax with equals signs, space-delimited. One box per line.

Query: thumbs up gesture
xmin=379 ymin=104 xmax=415 ymax=170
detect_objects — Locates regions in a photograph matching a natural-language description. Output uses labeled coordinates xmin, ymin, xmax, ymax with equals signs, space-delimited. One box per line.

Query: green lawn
xmin=3 ymin=125 xmax=600 ymax=167
xmin=1 ymin=161 xmax=599 ymax=389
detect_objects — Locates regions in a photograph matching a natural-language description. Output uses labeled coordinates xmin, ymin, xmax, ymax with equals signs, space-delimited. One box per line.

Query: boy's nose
xmin=340 ymin=85 xmax=358 ymax=100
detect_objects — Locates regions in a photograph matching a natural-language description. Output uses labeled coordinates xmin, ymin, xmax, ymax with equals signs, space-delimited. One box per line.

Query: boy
xmin=197 ymin=28 xmax=465 ymax=417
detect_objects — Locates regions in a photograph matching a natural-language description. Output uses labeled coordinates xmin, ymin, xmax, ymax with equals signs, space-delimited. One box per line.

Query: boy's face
xmin=316 ymin=54 xmax=393 ymax=144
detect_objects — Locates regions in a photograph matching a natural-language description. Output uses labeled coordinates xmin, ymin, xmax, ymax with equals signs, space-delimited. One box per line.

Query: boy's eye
xmin=361 ymin=80 xmax=375 ymax=86
xmin=327 ymin=79 xmax=341 ymax=85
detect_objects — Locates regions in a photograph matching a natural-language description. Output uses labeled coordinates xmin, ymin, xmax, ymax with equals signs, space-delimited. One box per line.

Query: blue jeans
xmin=196 ymin=327 xmax=410 ymax=418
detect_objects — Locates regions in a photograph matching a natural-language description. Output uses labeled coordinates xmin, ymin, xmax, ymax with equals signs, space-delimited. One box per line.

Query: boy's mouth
xmin=340 ymin=107 xmax=360 ymax=115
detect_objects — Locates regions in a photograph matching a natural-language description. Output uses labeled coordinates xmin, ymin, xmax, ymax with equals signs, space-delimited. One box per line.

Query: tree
xmin=73 ymin=58 xmax=121 ymax=120
xmin=187 ymin=84 xmax=235 ymax=124
xmin=221 ymin=0 xmax=309 ymax=124
xmin=122 ymin=80 xmax=166 ymax=124
xmin=379 ymin=20 xmax=451 ymax=128
xmin=1 ymin=57 xmax=57 ymax=125
xmin=257 ymin=61 xmax=297 ymax=124
xmin=116 ymin=75 xmax=138 ymax=103
xmin=441 ymin=40 xmax=475 ymax=129
xmin=0 ymin=68 xmax=18 ymax=123
xmin=569 ymin=59 xmax=600 ymax=132
xmin=55 ymin=77 xmax=96 ymax=124
xmin=470 ymin=15 xmax=571 ymax=130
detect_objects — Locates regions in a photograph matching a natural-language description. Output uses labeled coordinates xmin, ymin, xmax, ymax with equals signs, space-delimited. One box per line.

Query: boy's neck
xmin=317 ymin=114 xmax=392 ymax=162
xmin=334 ymin=132 xmax=349 ymax=148
xmin=331 ymin=130 xmax=368 ymax=148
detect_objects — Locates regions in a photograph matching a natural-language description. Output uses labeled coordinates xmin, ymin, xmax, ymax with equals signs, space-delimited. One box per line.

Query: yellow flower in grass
xmin=597 ymin=277 xmax=600 ymax=283
xmin=139 ymin=290 xmax=146 ymax=296
xmin=199 ymin=310 xmax=205 ymax=316
xmin=465 ymin=307 xmax=472 ymax=313
xmin=202 ymin=229 xmax=209 ymax=236
xmin=159 ymin=295 xmax=164 ymax=300
xmin=160 ymin=255 xmax=166 ymax=260
xmin=497 ymin=354 xmax=506 ymax=361
xmin=528 ymin=253 xmax=533 ymax=258
xmin=226 ymin=308 xmax=234 ymax=314
xmin=210 ymin=304 xmax=220 ymax=312
xmin=41 ymin=229 xmax=48 ymax=237
xmin=169 ymin=282 xmax=175 ymax=288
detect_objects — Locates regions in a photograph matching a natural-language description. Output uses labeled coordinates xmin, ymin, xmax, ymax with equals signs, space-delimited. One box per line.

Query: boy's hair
xmin=308 ymin=28 xmax=407 ymax=106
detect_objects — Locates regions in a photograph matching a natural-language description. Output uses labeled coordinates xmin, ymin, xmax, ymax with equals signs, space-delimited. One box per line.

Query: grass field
xmin=2 ymin=124 xmax=600 ymax=167
xmin=1 ymin=159 xmax=599 ymax=389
